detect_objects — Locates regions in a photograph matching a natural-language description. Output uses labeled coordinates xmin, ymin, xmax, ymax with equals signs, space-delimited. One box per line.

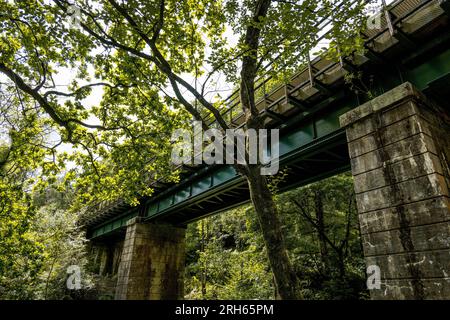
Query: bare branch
xmin=291 ymin=197 xmax=340 ymax=253
xmin=43 ymin=82 xmax=135 ymax=99
xmin=0 ymin=62 xmax=130 ymax=134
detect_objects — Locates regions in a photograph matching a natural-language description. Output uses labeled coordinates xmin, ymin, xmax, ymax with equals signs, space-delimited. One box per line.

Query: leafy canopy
xmin=0 ymin=0 xmax=368 ymax=208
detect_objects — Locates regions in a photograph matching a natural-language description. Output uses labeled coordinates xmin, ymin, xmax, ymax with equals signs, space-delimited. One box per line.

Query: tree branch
xmin=291 ymin=197 xmax=340 ymax=253
xmin=106 ymin=0 xmax=227 ymax=130
xmin=43 ymin=82 xmax=135 ymax=99
xmin=240 ymin=0 xmax=272 ymax=120
xmin=0 ymin=62 xmax=129 ymax=134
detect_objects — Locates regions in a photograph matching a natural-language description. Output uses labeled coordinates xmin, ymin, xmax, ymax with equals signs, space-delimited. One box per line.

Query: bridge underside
xmin=85 ymin=0 xmax=450 ymax=300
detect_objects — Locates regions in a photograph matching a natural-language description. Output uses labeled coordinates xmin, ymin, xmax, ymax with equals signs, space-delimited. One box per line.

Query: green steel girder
xmin=89 ymin=209 xmax=138 ymax=239
xmin=143 ymin=99 xmax=354 ymax=219
xmin=406 ymin=49 xmax=450 ymax=91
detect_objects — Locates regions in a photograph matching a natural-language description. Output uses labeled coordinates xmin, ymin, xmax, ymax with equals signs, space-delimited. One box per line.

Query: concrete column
xmin=340 ymin=82 xmax=450 ymax=299
xmin=114 ymin=217 xmax=186 ymax=300
xmin=99 ymin=245 xmax=114 ymax=276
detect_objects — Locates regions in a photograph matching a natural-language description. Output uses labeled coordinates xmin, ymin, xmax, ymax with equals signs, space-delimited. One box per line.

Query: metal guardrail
xmin=216 ymin=0 xmax=437 ymax=130
xmin=208 ymin=0 xmax=363 ymax=127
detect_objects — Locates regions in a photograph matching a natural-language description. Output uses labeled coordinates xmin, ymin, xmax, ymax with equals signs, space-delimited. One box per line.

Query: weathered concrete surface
xmin=89 ymin=240 xmax=124 ymax=298
xmin=114 ymin=217 xmax=185 ymax=300
xmin=90 ymin=240 xmax=123 ymax=277
xmin=340 ymin=82 xmax=450 ymax=299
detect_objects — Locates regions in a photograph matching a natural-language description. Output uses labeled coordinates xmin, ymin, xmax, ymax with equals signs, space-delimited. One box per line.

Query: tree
xmin=0 ymin=88 xmax=46 ymax=299
xmin=0 ymin=87 xmax=94 ymax=299
xmin=184 ymin=206 xmax=274 ymax=300
xmin=278 ymin=173 xmax=368 ymax=299
xmin=0 ymin=0 xmax=368 ymax=299
xmin=184 ymin=173 xmax=367 ymax=300
xmin=0 ymin=173 xmax=44 ymax=299
xmin=31 ymin=192 xmax=96 ymax=300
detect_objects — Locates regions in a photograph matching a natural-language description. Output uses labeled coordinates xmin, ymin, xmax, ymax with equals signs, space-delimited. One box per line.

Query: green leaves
xmin=184 ymin=173 xmax=367 ymax=300
xmin=1 ymin=0 xmax=368 ymax=230
xmin=185 ymin=207 xmax=274 ymax=300
xmin=0 ymin=165 xmax=44 ymax=299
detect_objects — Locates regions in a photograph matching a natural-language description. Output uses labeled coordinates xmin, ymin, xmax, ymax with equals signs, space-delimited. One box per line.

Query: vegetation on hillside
xmin=0 ymin=171 xmax=367 ymax=300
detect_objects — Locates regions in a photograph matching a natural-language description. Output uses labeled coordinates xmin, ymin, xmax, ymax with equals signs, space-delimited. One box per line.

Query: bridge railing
xmin=204 ymin=0 xmax=361 ymax=128
xmin=205 ymin=0 xmax=435 ymax=131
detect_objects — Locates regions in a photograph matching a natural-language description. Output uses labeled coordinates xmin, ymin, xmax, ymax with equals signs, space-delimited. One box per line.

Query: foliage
xmin=31 ymin=189 xmax=96 ymax=299
xmin=0 ymin=100 xmax=46 ymax=299
xmin=185 ymin=173 xmax=369 ymax=300
xmin=276 ymin=173 xmax=369 ymax=299
xmin=0 ymin=184 xmax=96 ymax=299
xmin=1 ymin=0 xmax=372 ymax=299
xmin=185 ymin=207 xmax=274 ymax=300
xmin=0 ymin=0 xmax=370 ymax=210
xmin=0 ymin=179 xmax=44 ymax=299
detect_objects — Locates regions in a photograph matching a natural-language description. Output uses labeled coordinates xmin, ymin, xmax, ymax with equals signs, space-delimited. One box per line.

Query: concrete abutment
xmin=114 ymin=217 xmax=186 ymax=300
xmin=340 ymin=82 xmax=450 ymax=299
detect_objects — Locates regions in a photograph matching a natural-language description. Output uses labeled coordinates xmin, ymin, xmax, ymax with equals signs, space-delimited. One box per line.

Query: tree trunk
xmin=337 ymin=250 xmax=346 ymax=280
xmin=201 ymin=219 xmax=207 ymax=298
xmin=244 ymin=165 xmax=300 ymax=299
xmin=314 ymin=190 xmax=329 ymax=273
xmin=236 ymin=0 xmax=298 ymax=300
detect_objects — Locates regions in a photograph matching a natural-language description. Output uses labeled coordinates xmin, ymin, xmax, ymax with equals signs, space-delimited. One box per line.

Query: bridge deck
xmin=85 ymin=0 xmax=450 ymax=240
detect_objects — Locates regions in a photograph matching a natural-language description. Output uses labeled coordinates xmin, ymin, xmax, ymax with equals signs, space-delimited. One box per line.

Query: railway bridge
xmin=83 ymin=0 xmax=450 ymax=299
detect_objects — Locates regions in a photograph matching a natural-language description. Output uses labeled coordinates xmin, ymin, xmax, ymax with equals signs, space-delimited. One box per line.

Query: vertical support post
xmin=307 ymin=51 xmax=314 ymax=87
xmin=115 ymin=217 xmax=186 ymax=300
xmin=382 ymin=0 xmax=395 ymax=36
xmin=340 ymin=82 xmax=450 ymax=299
